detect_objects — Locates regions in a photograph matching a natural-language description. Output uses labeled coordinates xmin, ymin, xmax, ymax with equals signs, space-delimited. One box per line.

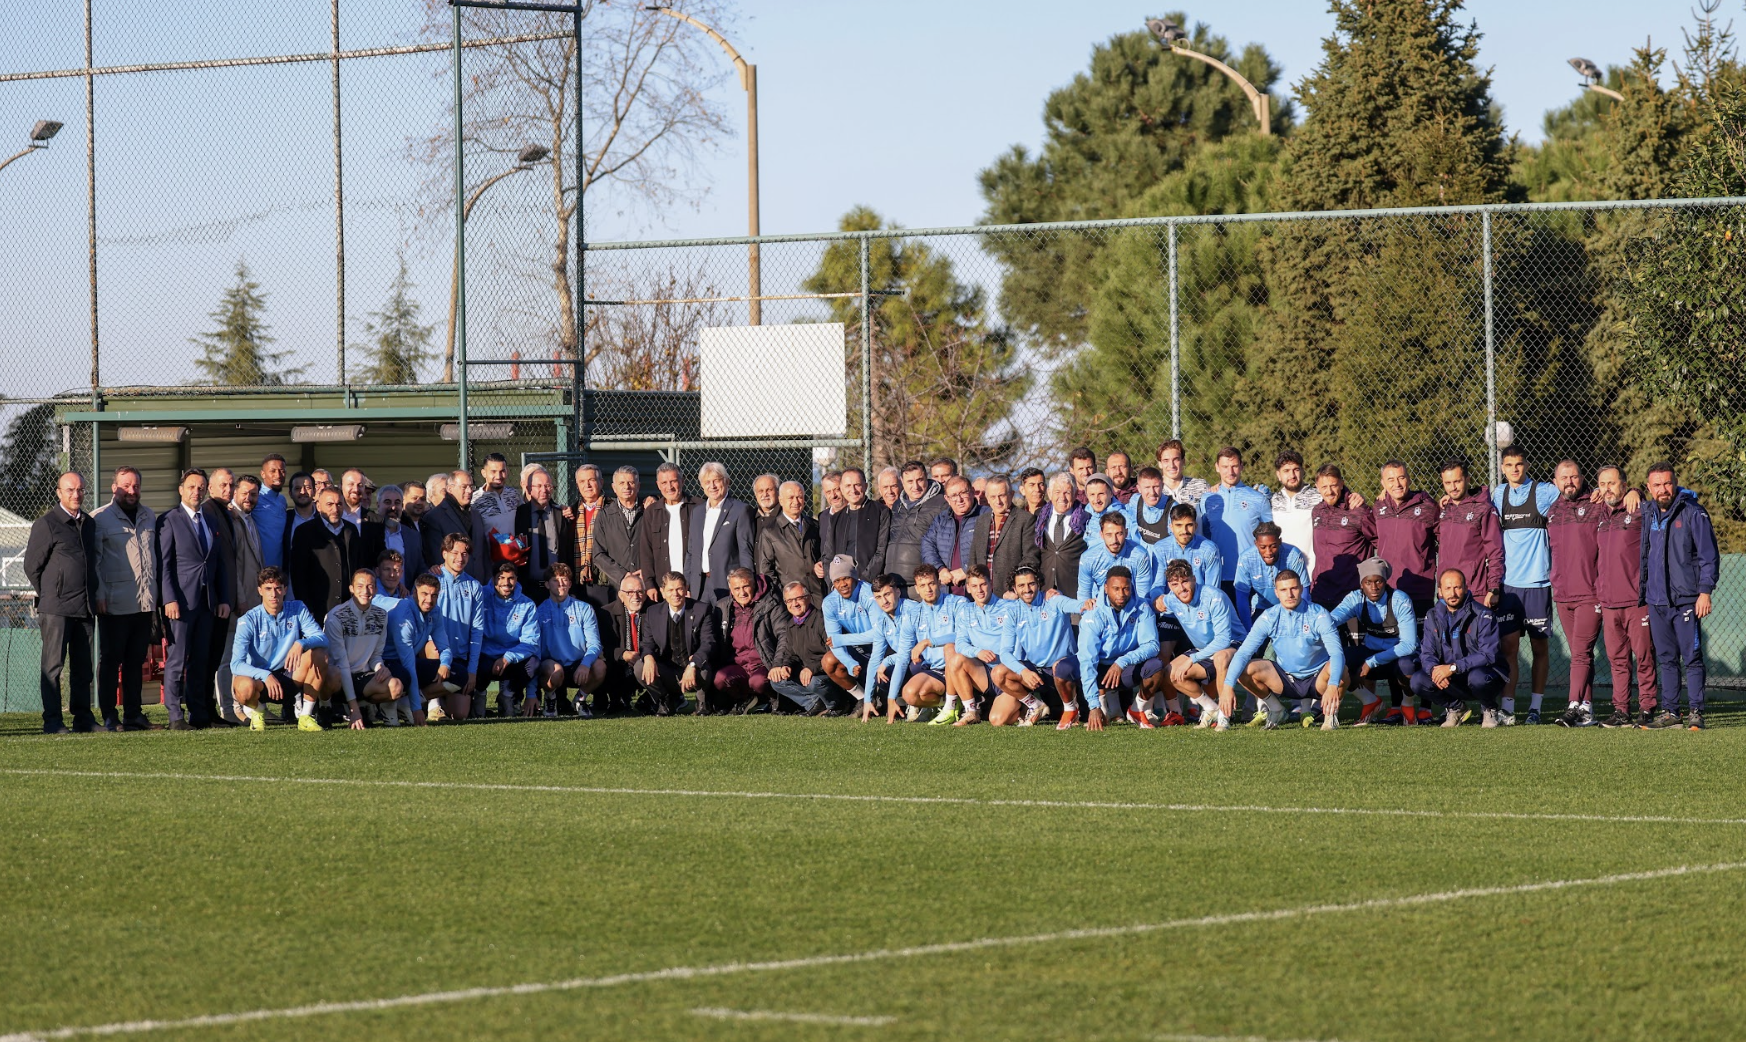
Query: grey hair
xmin=375 ymin=484 xmax=403 ymax=505
xmin=426 ymin=473 xmax=450 ymax=492
xmin=1047 ymin=472 xmax=1075 ymax=493
xmin=778 ymin=480 xmax=805 ymax=498
xmin=613 ymin=465 xmax=640 ymax=481
xmin=782 ymin=580 xmax=810 ymax=598
xmin=655 ymin=461 xmax=681 ymax=477
xmin=698 ymin=461 xmax=729 ymax=484
xmin=755 ymin=472 xmax=780 ymax=486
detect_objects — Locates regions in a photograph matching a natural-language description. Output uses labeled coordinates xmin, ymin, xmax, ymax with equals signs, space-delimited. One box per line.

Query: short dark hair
xmin=1136 ymin=466 xmax=1163 ymax=482
xmin=1068 ymin=446 xmax=1096 ymax=465
xmin=912 ymin=563 xmax=939 ymax=582
xmin=441 ymin=532 xmax=472 ymax=553
xmin=1275 ymin=568 xmax=1302 ymax=586
xmin=1252 ymin=521 xmax=1282 ymax=541
xmin=112 ymin=465 xmax=142 ymax=482
xmin=256 ymin=566 xmax=286 ymax=587
xmin=413 ymin=573 xmax=441 ymax=593
xmin=1106 ymin=565 xmax=1133 ymax=583
xmin=290 ymin=470 xmax=314 ymax=488
xmin=1274 ymin=449 xmax=1303 ymax=470
xmin=1314 ymin=463 xmax=1344 ymax=482
xmin=1100 ymin=511 xmax=1128 ymax=530
xmin=1646 ymin=461 xmax=1676 ymax=482
xmin=236 ymin=474 xmax=261 ymax=491
xmin=870 ymin=573 xmax=901 ymax=594
xmin=352 ymin=567 xmax=377 ymax=583
xmin=262 ymin=453 xmax=286 ymax=467
xmin=928 ymin=457 xmax=959 ymax=476
xmin=493 ymin=562 xmax=519 ymax=580
xmin=1500 ymin=446 xmax=1526 ymax=464
xmin=659 ymin=570 xmax=687 ymax=590
xmin=179 ymin=467 xmax=207 ymax=484
xmin=1380 ymin=459 xmax=1408 ymax=474
xmin=549 ymin=562 xmax=574 ymax=581
xmin=1439 ymin=458 xmax=1469 ymax=478
xmin=484 ymin=452 xmax=508 ymax=464
xmin=964 ymin=564 xmax=991 ymax=583
xmin=901 ymin=459 xmax=927 ymax=477
xmin=1164 ymin=559 xmax=1195 ymax=584
xmin=374 ymin=549 xmax=403 ymax=567
xmin=1169 ymin=503 xmax=1197 ymax=522
xmin=1216 ymin=446 xmax=1242 ymax=464
xmin=1017 ymin=467 xmax=1045 ymax=484
xmin=1156 ymin=438 xmax=1185 ymax=459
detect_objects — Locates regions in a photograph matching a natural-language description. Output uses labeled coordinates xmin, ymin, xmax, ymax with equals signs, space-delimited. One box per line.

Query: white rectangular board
xmin=699 ymin=323 xmax=847 ymax=438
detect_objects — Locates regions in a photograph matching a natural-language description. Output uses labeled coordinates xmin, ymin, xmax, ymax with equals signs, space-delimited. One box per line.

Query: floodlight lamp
xmin=1147 ymin=18 xmax=1187 ymax=44
xmin=516 ymin=145 xmax=551 ymax=166
xmin=29 ymin=120 xmax=62 ymax=143
xmin=1568 ymin=57 xmax=1602 ymax=84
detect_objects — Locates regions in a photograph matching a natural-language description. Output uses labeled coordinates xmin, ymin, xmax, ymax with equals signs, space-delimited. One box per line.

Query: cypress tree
xmin=355 ymin=254 xmax=436 ymax=386
xmin=191 ymin=262 xmax=303 ymax=386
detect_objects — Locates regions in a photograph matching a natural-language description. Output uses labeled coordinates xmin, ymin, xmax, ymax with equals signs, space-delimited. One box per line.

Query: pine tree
xmin=978 ymin=16 xmax=1288 ymax=358
xmin=191 ymin=262 xmax=302 ymax=386
xmin=1238 ymin=0 xmax=1519 ymax=481
xmin=354 ymin=255 xmax=436 ymax=386
xmin=803 ymin=207 xmax=1028 ymax=468
xmin=0 ymin=402 xmax=61 ymax=518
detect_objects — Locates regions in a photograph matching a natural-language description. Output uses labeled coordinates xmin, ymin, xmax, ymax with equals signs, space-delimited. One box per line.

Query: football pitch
xmin=4 ymin=701 xmax=1746 ymax=1042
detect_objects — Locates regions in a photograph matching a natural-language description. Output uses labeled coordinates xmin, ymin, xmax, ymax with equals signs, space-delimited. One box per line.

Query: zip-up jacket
xmin=997 ymin=591 xmax=1076 ymax=673
xmin=912 ymin=592 xmax=965 ymax=671
xmin=1148 ymin=535 xmax=1222 ymax=600
xmin=91 ymin=500 xmax=157 ymax=614
xmin=385 ymin=598 xmax=452 ymax=710
xmin=1076 ymin=537 xmax=1155 ymax=604
xmin=1076 ymin=598 xmax=1160 ymax=685
xmin=1230 ymin=601 xmax=1344 ymax=682
xmin=1436 ymin=489 xmax=1504 ymax=598
xmin=482 ymin=587 xmax=540 ymax=663
xmin=1547 ymin=495 xmax=1600 ymax=603
xmin=253 ymin=486 xmax=287 ymax=569
xmin=1271 ymin=487 xmax=1321 ymax=575
xmin=230 ymin=601 xmax=327 ymax=681
xmin=1328 ymin=587 xmax=1418 ymax=669
xmin=920 ymin=504 xmax=984 ymax=573
xmin=1200 ymin=482 xmax=1271 ymax=581
xmin=323 ymin=598 xmax=389 ymax=701
xmin=435 ymin=567 xmax=486 ymax=673
xmin=1310 ymin=499 xmax=1375 ymax=607
xmin=887 ymin=482 xmax=948 ymax=585
xmin=1640 ymin=490 xmax=1719 ymax=608
xmin=867 ymin=599 xmax=923 ymax=701
xmin=1594 ymin=502 xmax=1645 ymax=609
xmin=1157 ymin=584 xmax=1243 ymax=661
xmin=1374 ymin=490 xmax=1438 ymax=604
xmin=822 ymin=581 xmax=881 ymax=649
xmin=1419 ymin=595 xmax=1504 ymax=675
xmin=1232 ymin=543 xmax=1309 ymax=627
xmin=954 ymin=598 xmax=1017 ymax=660
xmin=539 ymin=596 xmax=602 ymax=667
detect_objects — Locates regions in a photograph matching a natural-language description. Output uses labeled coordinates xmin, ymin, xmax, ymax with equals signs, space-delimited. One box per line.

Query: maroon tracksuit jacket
xmin=1436 ymin=489 xmax=1504 ymax=598
xmin=1594 ymin=502 xmax=1646 ymax=608
xmin=1547 ymin=496 xmax=1600 ymax=604
xmin=1310 ymin=498 xmax=1376 ymax=609
xmin=1375 ymin=490 xmax=1438 ymax=605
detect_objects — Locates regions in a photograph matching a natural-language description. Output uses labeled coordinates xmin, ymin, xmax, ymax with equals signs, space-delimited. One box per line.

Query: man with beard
xmin=1271 ymin=450 xmax=1321 ymax=576
xmin=819 ymin=466 xmax=890 ymax=587
xmin=423 ymin=469 xmax=488 ymax=583
xmin=472 ymin=452 xmax=522 ymax=539
xmin=1547 ymin=460 xmax=1602 ymax=726
xmin=1374 ymin=460 xmax=1439 ymax=617
xmin=1639 ymin=462 xmax=1720 ymax=730
xmin=1592 ymin=466 xmax=1657 ymax=727
xmin=1104 ymin=451 xmax=1137 ymax=505
xmin=254 ymin=454 xmax=289 ymax=569
xmin=887 ymin=460 xmax=948 ymax=599
xmin=1310 ymin=464 xmax=1375 ymax=612
xmin=282 ymin=471 xmax=318 ymax=562
xmin=290 ymin=488 xmax=361 ymax=624
xmin=93 ymin=466 xmax=158 ymax=731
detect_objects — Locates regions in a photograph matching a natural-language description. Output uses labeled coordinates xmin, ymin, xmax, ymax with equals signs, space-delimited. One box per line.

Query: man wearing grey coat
xmin=91 ymin=466 xmax=158 ymax=731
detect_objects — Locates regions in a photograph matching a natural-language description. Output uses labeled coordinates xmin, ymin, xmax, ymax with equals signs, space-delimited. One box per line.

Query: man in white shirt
xmin=1271 ymin=449 xmax=1321 ymax=576
xmin=684 ymin=461 xmax=754 ymax=604
xmin=472 ymin=452 xmax=523 ymax=538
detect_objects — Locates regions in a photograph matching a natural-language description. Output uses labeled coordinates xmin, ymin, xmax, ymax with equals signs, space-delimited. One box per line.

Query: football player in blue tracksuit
xmin=820 ymin=555 xmax=882 ymax=701
xmin=1199 ymin=448 xmax=1272 ymax=593
xmin=1150 ymin=558 xmax=1245 ymax=729
xmin=942 ymin=565 xmax=1020 ymax=726
xmin=1073 ymin=565 xmax=1161 ymax=731
xmin=480 ymin=562 xmax=541 ymax=718
xmin=1231 ymin=521 xmax=1310 ymax=628
xmin=1077 ymin=511 xmax=1155 ymax=611
xmin=866 ymin=573 xmax=923 ymax=722
xmin=896 ymin=564 xmax=966 ymax=718
xmin=990 ymin=566 xmax=1078 ymax=727
xmin=1327 ymin=556 xmax=1420 ymax=725
xmin=1226 ymin=568 xmax=1346 ymax=730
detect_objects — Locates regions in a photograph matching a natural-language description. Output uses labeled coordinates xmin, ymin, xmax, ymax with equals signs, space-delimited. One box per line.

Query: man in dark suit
xmin=24 ymin=471 xmax=100 ymax=733
xmin=422 ymin=469 xmax=488 ymax=582
xmin=155 ymin=468 xmax=232 ymax=729
xmin=596 ymin=571 xmax=648 ymax=715
xmin=637 ymin=570 xmax=718 ymax=714
xmin=201 ymin=469 xmax=242 ymax=725
xmin=684 ymin=461 xmax=754 ymax=605
xmin=819 ymin=466 xmax=889 ymax=587
xmin=514 ymin=468 xmax=575 ymax=605
xmin=1035 ymin=473 xmax=1089 ymax=600
xmin=595 ymin=465 xmax=645 ymax=597
xmin=289 ymin=487 xmax=361 ymax=623
xmin=638 ymin=462 xmax=694 ymax=604
xmin=969 ymin=474 xmax=1040 ymax=598
xmin=361 ymin=483 xmax=425 ymax=584
xmin=757 ymin=480 xmax=822 ymax=600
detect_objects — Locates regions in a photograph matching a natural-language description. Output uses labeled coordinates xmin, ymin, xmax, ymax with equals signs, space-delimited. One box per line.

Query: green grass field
xmin=4 ymin=698 xmax=1746 ymax=1042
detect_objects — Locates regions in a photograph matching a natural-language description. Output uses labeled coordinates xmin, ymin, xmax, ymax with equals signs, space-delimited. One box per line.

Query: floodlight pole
xmin=1585 ymin=83 xmax=1625 ymax=103
xmin=0 ymin=143 xmax=47 ymax=174
xmin=1167 ymin=43 xmax=1270 ymax=135
xmin=645 ymin=6 xmax=761 ymax=324
xmin=453 ymin=3 xmax=469 ymax=470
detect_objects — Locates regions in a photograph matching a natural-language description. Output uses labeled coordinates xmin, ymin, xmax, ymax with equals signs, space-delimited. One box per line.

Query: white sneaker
xmin=905 ymin=705 xmax=921 ymax=723
xmin=1321 ymin=714 xmax=1340 ymax=731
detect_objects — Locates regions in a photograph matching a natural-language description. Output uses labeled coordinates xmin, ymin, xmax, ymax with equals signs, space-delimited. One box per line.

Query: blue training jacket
xmin=998 ymin=590 xmax=1077 ymax=674
xmin=384 ymin=598 xmax=452 ymax=712
xmin=1076 ymin=536 xmax=1156 ymax=605
xmin=1640 ymin=489 xmax=1720 ymax=608
xmin=435 ymin=567 xmax=486 ymax=673
xmin=538 ymin=595 xmax=602 ymax=667
xmin=1230 ymin=601 xmax=1344 ymax=681
xmin=911 ymin=592 xmax=965 ymax=671
xmin=1328 ymin=587 xmax=1419 ymax=669
xmin=1199 ymin=482 xmax=1271 ymax=581
xmin=230 ymin=601 xmax=327 ymax=681
xmin=867 ymin=599 xmax=923 ymax=703
xmin=481 ymin=587 xmax=540 ymax=663
xmin=1231 ymin=542 xmax=1310 ymax=627
xmin=1148 ymin=535 xmax=1222 ymax=600
xmin=1157 ymin=584 xmax=1244 ymax=661
xmin=1076 ymin=598 xmax=1160 ymax=686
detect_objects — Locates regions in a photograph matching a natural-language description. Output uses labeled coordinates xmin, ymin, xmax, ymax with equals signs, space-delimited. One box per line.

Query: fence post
xmin=1167 ymin=221 xmax=1180 ymax=440
xmin=452 ymin=6 xmax=469 ymax=471
xmin=571 ymin=3 xmax=586 ymax=498
xmin=1482 ymin=209 xmax=1497 ymax=489
xmin=860 ymin=235 xmax=872 ymax=478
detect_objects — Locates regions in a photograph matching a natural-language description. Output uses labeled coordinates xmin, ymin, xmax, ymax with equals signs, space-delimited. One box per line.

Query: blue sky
xmin=0 ymin=0 xmax=1708 ymax=399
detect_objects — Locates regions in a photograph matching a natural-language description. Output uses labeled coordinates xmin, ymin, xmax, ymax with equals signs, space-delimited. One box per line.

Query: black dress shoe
xmin=210 ymin=717 xmax=241 ymax=728
xmin=43 ymin=724 xmax=71 ymax=735
xmin=168 ymin=720 xmax=193 ymax=731
xmin=122 ymin=718 xmax=161 ymax=731
xmin=101 ymin=718 xmax=121 ymax=732
xmin=71 ymin=721 xmax=98 ymax=734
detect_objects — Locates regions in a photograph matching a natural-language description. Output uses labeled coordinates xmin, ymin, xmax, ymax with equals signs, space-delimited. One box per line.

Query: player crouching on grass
xmin=942 ymin=566 xmax=1014 ymax=727
xmin=1410 ymin=567 xmax=1509 ymax=728
xmin=819 ymin=555 xmax=880 ymax=705
xmin=893 ymin=565 xmax=964 ymax=722
xmin=1326 ymin=557 xmax=1421 ymax=726
xmin=1224 ymin=570 xmax=1346 ymax=731
xmin=1072 ymin=566 xmax=1162 ymax=732
xmin=480 ymin=562 xmax=541 ymax=718
xmin=1149 ymin=558 xmax=1246 ymax=730
xmin=229 ymin=567 xmax=331 ymax=732
xmin=321 ymin=568 xmax=404 ymax=729
xmin=989 ymin=566 xmax=1077 ymax=727
xmin=864 ymin=573 xmax=921 ymax=722
xmin=536 ymin=563 xmax=605 ymax=718
xmin=382 ymin=574 xmax=448 ymax=726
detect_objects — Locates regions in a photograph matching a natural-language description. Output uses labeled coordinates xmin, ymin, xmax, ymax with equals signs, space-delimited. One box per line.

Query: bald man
xmin=756 ymin=480 xmax=823 ymax=599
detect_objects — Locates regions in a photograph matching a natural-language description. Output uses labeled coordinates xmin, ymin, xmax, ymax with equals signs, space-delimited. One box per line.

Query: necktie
xmin=195 ymin=513 xmax=209 ymax=554
xmin=1053 ymin=514 xmax=1065 ymax=545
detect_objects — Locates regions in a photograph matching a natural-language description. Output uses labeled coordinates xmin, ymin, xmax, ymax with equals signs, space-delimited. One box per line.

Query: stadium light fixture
xmin=116 ymin=426 xmax=189 ymax=444
xmin=290 ymin=424 xmax=365 ymax=443
xmin=1145 ymin=18 xmax=1270 ymax=136
xmin=1567 ymin=57 xmax=1624 ymax=102
xmin=440 ymin=422 xmax=513 ymax=441
xmin=0 ymin=119 xmax=64 ymax=175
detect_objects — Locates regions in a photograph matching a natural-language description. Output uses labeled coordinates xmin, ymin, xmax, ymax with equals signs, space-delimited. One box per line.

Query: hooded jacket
xmin=1639 ymin=490 xmax=1719 ymax=608
xmin=1420 ymin=594 xmax=1504 ymax=676
xmin=716 ymin=573 xmax=783 ymax=670
xmin=1374 ymin=489 xmax=1439 ymax=604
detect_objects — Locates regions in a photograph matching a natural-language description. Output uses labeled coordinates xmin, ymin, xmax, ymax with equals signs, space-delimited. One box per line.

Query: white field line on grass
xmin=690 ymin=1008 xmax=896 ymax=1026
xmin=1 ymin=862 xmax=1741 ymax=1041
xmin=1153 ymin=1035 xmax=1352 ymax=1042
xmin=5 ymin=767 xmax=1746 ymax=829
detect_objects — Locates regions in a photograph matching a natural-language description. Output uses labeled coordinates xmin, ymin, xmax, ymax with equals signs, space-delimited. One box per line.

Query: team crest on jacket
xmin=1340 ymin=516 xmax=1349 ymax=527
xmin=1413 ymin=507 xmax=1422 ymax=516
xmin=1577 ymin=507 xmax=1587 ymax=517
xmin=1464 ymin=511 xmax=1476 ymax=522
xmin=1196 ymin=610 xmax=1206 ymax=620
xmin=1301 ymin=622 xmax=1311 ymax=634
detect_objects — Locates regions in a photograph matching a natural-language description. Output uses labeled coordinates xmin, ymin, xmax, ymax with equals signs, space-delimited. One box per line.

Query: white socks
xmin=295 ymin=697 xmax=315 ymax=719
xmin=240 ymin=703 xmax=261 ymax=723
xmin=1529 ymin=692 xmax=1544 ymax=712
xmin=1501 ymin=696 xmax=1516 ymax=716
